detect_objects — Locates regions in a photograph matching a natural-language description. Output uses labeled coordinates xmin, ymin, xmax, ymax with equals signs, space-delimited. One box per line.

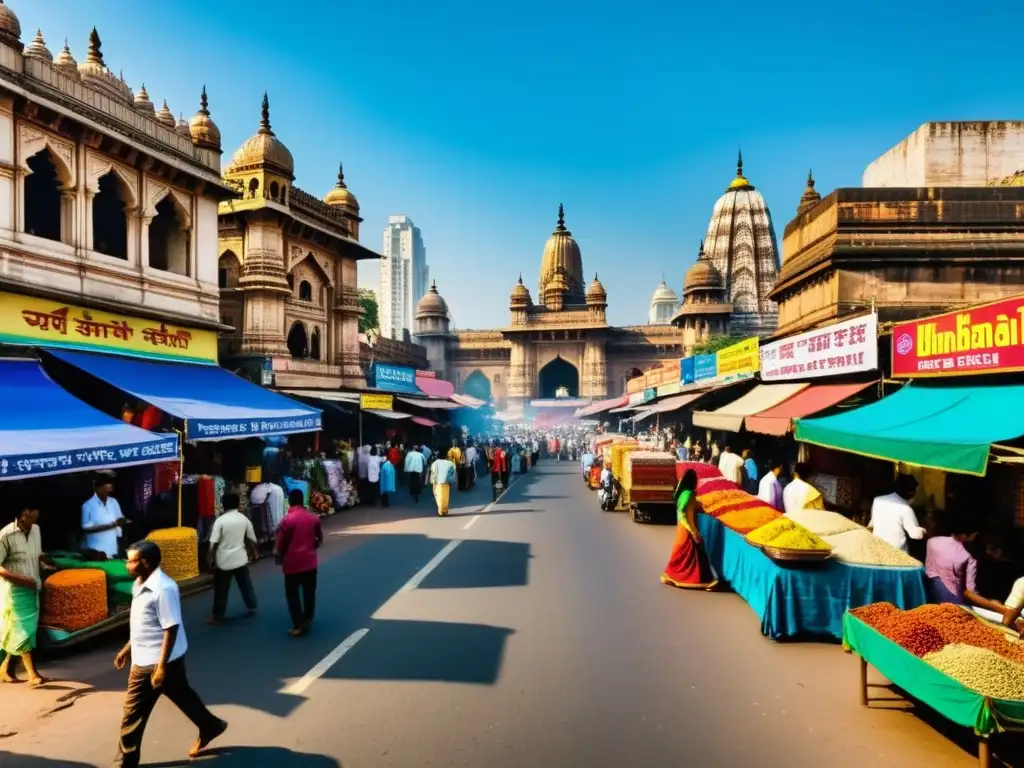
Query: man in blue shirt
xmin=113 ymin=540 xmax=226 ymax=767
xmin=580 ymin=450 xmax=595 ymax=482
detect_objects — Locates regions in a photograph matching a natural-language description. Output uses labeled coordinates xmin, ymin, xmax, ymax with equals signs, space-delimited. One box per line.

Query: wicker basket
xmin=761 ymin=544 xmax=833 ymax=563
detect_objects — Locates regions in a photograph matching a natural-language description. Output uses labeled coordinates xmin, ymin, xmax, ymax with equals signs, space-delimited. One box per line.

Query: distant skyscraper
xmin=380 ymin=215 xmax=429 ymax=340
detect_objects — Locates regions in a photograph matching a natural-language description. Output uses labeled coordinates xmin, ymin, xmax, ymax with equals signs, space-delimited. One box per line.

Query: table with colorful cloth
xmin=697 ymin=515 xmax=929 ymax=641
xmin=842 ymin=611 xmax=1023 ymax=767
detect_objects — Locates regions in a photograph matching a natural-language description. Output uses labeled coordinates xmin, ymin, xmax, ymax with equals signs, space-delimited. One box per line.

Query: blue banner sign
xmin=373 ymin=363 xmax=420 ymax=393
xmin=1 ymin=435 xmax=179 ymax=481
xmin=189 ymin=414 xmax=322 ymax=441
xmin=693 ymin=354 xmax=718 ymax=382
xmin=681 ymin=357 xmax=695 ymax=385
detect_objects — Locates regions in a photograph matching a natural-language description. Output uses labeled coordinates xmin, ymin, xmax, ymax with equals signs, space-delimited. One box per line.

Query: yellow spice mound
xmin=147 ymin=526 xmax=199 ymax=582
xmin=784 ymin=508 xmax=862 ymax=537
xmin=924 ymin=644 xmax=1024 ymax=701
xmin=747 ymin=517 xmax=831 ymax=551
xmin=42 ymin=568 xmax=108 ymax=632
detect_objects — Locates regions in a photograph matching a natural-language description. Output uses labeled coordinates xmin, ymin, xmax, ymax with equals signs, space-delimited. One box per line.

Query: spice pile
xmin=41 ymin=569 xmax=108 ymax=632
xmin=824 ymin=529 xmax=922 ymax=568
xmin=746 ymin=517 xmax=832 ymax=551
xmin=784 ymin=508 xmax=862 ymax=537
xmin=851 ymin=602 xmax=1024 ymax=700
xmin=676 ymin=462 xmax=724 ymax=481
xmin=718 ymin=506 xmax=783 ymax=534
xmin=147 ymin=526 xmax=200 ymax=582
xmin=696 ymin=484 xmax=783 ymax=534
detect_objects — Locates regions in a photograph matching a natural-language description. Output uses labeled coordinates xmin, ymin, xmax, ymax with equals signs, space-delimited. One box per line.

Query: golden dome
xmin=78 ymin=29 xmax=133 ymax=105
xmin=54 ymin=41 xmax=80 ymax=81
xmin=24 ymin=29 xmax=51 ymax=63
xmin=416 ymin=280 xmax=449 ymax=317
xmin=684 ymin=240 xmax=724 ymax=292
xmin=227 ymin=93 xmax=294 ymax=178
xmin=538 ymin=203 xmax=584 ymax=300
xmin=133 ymin=84 xmax=155 ymax=115
xmin=188 ymin=86 xmax=221 ymax=151
xmin=510 ymin=274 xmax=532 ymax=306
xmin=0 ymin=1 xmax=21 ymax=48
xmin=324 ymin=163 xmax=359 ymax=211
xmin=727 ymin=149 xmax=754 ymax=191
xmin=796 ymin=169 xmax=821 ymax=215
xmin=586 ymin=273 xmax=607 ymax=302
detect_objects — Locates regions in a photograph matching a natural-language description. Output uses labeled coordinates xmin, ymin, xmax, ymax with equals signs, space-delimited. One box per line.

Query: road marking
xmin=462 ymin=514 xmax=481 ymax=530
xmin=399 ymin=539 xmax=461 ymax=593
xmin=281 ymin=627 xmax=369 ymax=696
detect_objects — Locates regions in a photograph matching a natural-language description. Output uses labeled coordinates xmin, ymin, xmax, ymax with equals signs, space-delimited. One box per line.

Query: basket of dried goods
xmin=41 ymin=569 xmax=108 ymax=632
xmin=147 ymin=526 xmax=199 ymax=582
xmin=746 ymin=517 xmax=832 ymax=562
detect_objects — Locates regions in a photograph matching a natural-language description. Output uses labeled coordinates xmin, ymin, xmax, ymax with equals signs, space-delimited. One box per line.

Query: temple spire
xmin=199 ymin=85 xmax=209 ymax=116
xmin=736 ymin=148 xmax=743 ymax=178
xmin=86 ymin=28 xmax=103 ymax=65
xmin=259 ymin=92 xmax=273 ymax=135
xmin=556 ymin=203 xmax=566 ymax=232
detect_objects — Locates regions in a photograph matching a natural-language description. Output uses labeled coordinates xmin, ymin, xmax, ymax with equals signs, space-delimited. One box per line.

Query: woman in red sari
xmin=661 ymin=469 xmax=718 ymax=590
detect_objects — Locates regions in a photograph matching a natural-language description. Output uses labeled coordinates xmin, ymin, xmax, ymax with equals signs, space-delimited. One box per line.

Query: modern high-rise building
xmin=380 ymin=215 xmax=429 ymax=340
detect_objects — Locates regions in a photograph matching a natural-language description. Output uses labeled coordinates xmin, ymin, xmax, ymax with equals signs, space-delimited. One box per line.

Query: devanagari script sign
xmin=760 ymin=313 xmax=878 ymax=382
xmin=0 ymin=292 xmax=217 ymax=364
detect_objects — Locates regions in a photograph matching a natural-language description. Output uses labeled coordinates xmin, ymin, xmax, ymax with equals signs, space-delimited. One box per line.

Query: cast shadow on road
xmin=0 ymin=753 xmax=95 ymax=768
xmin=418 ymin=539 xmax=531 ymax=590
xmin=145 ymin=745 xmax=344 ymax=767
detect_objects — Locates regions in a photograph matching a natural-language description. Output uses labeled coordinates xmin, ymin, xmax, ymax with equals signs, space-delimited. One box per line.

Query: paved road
xmin=0 ymin=463 xmax=999 ymax=767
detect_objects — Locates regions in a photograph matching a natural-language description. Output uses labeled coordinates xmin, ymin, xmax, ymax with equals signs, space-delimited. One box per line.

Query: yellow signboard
xmin=360 ymin=393 xmax=394 ymax=410
xmin=717 ymin=337 xmax=760 ymax=378
xmin=0 ymin=291 xmax=218 ymax=364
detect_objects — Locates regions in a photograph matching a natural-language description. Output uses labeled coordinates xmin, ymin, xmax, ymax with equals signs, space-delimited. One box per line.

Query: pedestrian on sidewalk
xmin=207 ymin=492 xmax=258 ymax=625
xmin=465 ymin=442 xmax=478 ymax=488
xmin=380 ymin=455 xmax=396 ymax=507
xmin=429 ymin=450 xmax=457 ymax=516
xmin=365 ymin=446 xmax=383 ymax=506
xmin=114 ymin=540 xmax=227 ymax=767
xmin=404 ymin=445 xmax=425 ymax=502
xmin=275 ymin=490 xmax=322 ymax=637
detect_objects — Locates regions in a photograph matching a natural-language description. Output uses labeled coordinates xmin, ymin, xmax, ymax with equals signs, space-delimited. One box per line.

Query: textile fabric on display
xmin=697 ymin=514 xmax=929 ymax=640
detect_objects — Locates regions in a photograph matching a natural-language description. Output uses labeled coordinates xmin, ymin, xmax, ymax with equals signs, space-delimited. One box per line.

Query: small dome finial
xmin=594 ymin=272 xmax=598 ymax=281
xmin=336 ymin=162 xmax=346 ymax=187
xmin=431 ymin=279 xmax=437 ymax=290
xmin=518 ymin=273 xmax=523 ymax=284
xmin=807 ymin=168 xmax=814 ymax=185
xmin=199 ymin=85 xmax=209 ymax=115
xmin=736 ymin=148 xmax=743 ymax=178
xmin=259 ymin=92 xmax=273 ymax=135
xmin=86 ymin=27 xmax=102 ymax=65
xmin=556 ymin=203 xmax=566 ymax=232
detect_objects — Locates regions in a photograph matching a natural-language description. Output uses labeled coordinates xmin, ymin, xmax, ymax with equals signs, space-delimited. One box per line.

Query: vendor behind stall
xmin=81 ymin=474 xmax=126 ymax=558
xmin=867 ymin=474 xmax=926 ymax=553
xmin=924 ymin=518 xmax=981 ymax=606
xmin=783 ymin=463 xmax=824 ymax=514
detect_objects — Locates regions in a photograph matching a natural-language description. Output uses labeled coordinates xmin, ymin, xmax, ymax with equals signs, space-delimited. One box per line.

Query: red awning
xmin=633 ymin=392 xmax=707 ymax=421
xmin=416 ymin=375 xmax=455 ymax=398
xmin=745 ymin=381 xmax=877 ymax=436
xmin=575 ymin=395 xmax=629 ymax=418
xmin=411 ymin=416 xmax=438 ymax=427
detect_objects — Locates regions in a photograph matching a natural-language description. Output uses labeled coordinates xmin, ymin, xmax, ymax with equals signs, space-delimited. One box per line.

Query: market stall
xmin=622 ymin=451 xmax=676 ymax=523
xmin=844 ymin=603 xmax=1024 ymax=767
xmin=692 ymin=382 xmax=810 ymax=432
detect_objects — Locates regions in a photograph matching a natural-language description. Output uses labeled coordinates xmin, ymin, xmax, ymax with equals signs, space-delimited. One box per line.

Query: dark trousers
xmin=365 ymin=480 xmax=378 ymax=505
xmin=284 ymin=569 xmax=317 ymax=629
xmin=115 ymin=657 xmax=220 ymax=768
xmin=532 ymin=451 xmax=539 ymax=466
xmin=456 ymin=466 xmax=467 ymax=491
xmin=212 ymin=565 xmax=257 ymax=619
xmin=381 ymin=492 xmax=390 ymax=507
xmin=408 ymin=471 xmax=423 ymax=501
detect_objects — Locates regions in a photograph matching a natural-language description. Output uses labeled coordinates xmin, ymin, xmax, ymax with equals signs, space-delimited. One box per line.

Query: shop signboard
xmin=717 ymin=337 xmax=759 ymax=379
xmin=892 ymin=296 xmax=1024 ymax=378
xmin=693 ymin=354 xmax=717 ymax=382
xmin=0 ymin=291 xmax=218 ymax=364
xmin=760 ymin=313 xmax=878 ymax=382
xmin=656 ymin=381 xmax=680 ymax=397
xmin=372 ymin=363 xmax=419 ymax=393
xmin=627 ymin=391 xmax=647 ymax=406
xmin=643 ymin=387 xmax=657 ymax=403
xmin=360 ymin=393 xmax=394 ymax=410
xmin=681 ymin=357 xmax=695 ymax=385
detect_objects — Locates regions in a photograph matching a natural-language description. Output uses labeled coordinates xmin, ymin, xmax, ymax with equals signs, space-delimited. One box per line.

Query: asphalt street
xmin=0 ymin=462 xmax=1002 ymax=767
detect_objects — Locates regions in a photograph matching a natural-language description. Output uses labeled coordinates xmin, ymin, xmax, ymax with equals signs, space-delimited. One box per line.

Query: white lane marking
xmin=398 ymin=539 xmax=461 ymax=593
xmin=281 ymin=627 xmax=369 ymax=696
xmin=462 ymin=514 xmax=481 ymax=530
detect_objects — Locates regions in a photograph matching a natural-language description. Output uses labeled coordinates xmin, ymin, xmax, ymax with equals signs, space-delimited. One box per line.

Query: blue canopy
xmin=0 ymin=358 xmax=179 ymax=481
xmin=48 ymin=350 xmax=322 ymax=442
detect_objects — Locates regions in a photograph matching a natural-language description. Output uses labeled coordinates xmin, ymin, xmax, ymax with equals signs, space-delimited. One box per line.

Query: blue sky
xmin=23 ymin=1 xmax=1016 ymax=328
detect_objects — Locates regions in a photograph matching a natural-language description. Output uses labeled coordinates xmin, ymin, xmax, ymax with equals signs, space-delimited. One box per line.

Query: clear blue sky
xmin=25 ymin=1 xmax=1017 ymax=329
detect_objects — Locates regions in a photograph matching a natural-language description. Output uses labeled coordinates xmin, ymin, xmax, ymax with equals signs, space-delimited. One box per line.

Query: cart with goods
xmin=844 ymin=603 xmax=1024 ymax=767
xmin=607 ymin=440 xmax=640 ymax=511
xmin=693 ymin=482 xmax=929 ymax=640
xmin=622 ymin=451 xmax=678 ymax=523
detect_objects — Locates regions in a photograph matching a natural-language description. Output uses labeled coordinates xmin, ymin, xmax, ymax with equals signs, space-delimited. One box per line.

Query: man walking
xmin=114 ymin=540 xmax=226 ymax=767
xmin=404 ymin=445 xmax=425 ymax=503
xmin=275 ymin=490 xmax=323 ymax=637
xmin=207 ymin=492 xmax=258 ymax=625
xmin=428 ymin=450 xmax=457 ymax=516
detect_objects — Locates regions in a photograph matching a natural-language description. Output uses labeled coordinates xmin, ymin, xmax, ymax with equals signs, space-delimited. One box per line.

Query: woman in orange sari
xmin=661 ymin=469 xmax=718 ymax=590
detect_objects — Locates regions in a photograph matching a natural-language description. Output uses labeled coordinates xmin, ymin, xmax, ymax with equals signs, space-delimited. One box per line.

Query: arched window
xmin=24 ymin=148 xmax=63 ymax=242
xmin=248 ymin=178 xmax=259 ymax=199
xmin=310 ymin=327 xmax=321 ymax=360
xmin=299 ymin=280 xmax=313 ymax=301
xmin=148 ymin=196 xmax=190 ymax=275
xmin=93 ymin=172 xmax=129 ymax=259
xmin=287 ymin=321 xmax=308 ymax=359
xmin=270 ymin=181 xmax=280 ymax=200
xmin=218 ymin=251 xmax=240 ymax=289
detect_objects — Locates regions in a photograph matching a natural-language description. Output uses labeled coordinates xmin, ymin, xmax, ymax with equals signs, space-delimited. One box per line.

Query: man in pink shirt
xmin=924 ymin=519 xmax=980 ymax=606
xmin=274 ymin=490 xmax=323 ymax=637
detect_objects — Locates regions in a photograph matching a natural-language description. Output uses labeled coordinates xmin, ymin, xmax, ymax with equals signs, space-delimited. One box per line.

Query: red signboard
xmin=891 ymin=296 xmax=1024 ymax=378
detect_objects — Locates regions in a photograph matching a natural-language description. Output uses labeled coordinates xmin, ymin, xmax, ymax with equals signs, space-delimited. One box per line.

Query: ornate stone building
xmin=413 ymin=205 xmax=687 ymax=411
xmin=671 ymin=240 xmax=733 ymax=346
xmin=217 ymin=95 xmax=380 ymax=389
xmin=0 ymin=9 xmax=235 ymax=333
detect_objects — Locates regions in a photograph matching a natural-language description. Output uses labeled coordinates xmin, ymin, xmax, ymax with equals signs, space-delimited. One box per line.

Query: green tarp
xmin=795 ymin=383 xmax=1024 ymax=476
xmin=842 ymin=612 xmax=1024 ymax=734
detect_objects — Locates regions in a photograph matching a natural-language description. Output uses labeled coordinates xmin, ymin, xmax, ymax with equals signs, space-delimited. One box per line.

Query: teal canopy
xmin=795 ymin=383 xmax=1024 ymax=476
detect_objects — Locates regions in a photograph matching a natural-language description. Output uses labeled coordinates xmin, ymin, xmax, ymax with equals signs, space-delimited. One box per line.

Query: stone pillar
xmin=584 ymin=339 xmax=608 ymax=400
xmin=135 ymin=212 xmax=150 ymax=269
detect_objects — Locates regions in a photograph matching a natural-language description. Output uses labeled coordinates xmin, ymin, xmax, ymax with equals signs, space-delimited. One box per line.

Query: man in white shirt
xmin=366 ymin=446 xmax=384 ymax=505
xmin=207 ymin=492 xmax=258 ymax=624
xmin=783 ymin=463 xmax=825 ymax=514
xmin=757 ymin=458 xmax=784 ymax=511
xmin=717 ymin=445 xmax=745 ymax=486
xmin=82 ymin=476 xmax=126 ymax=558
xmin=114 ymin=540 xmax=226 ymax=767
xmin=868 ymin=474 xmax=926 ymax=553
xmin=464 ymin=443 xmax=478 ymax=488
xmin=404 ymin=446 xmax=426 ymax=503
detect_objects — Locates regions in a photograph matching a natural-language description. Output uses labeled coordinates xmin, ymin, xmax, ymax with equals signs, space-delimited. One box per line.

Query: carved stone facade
xmin=0 ymin=13 xmax=236 ymax=330
xmin=217 ymin=96 xmax=380 ymax=389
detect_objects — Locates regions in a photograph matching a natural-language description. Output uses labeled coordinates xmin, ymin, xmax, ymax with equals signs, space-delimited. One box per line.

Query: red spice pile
xmin=910 ymin=604 xmax=1024 ymax=664
xmin=851 ymin=603 xmax=946 ymax=657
